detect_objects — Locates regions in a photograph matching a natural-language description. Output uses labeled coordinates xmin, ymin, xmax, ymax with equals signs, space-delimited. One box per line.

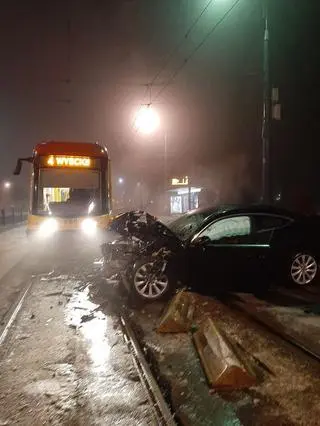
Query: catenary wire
xmin=148 ymin=0 xmax=215 ymax=91
xmin=153 ymin=0 xmax=242 ymax=102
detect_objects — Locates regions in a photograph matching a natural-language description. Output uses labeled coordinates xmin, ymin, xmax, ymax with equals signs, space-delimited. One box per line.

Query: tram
xmin=14 ymin=141 xmax=112 ymax=237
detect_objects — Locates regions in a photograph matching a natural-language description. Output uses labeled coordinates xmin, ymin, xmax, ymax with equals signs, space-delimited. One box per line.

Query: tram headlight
xmin=39 ymin=218 xmax=59 ymax=237
xmin=81 ymin=218 xmax=97 ymax=236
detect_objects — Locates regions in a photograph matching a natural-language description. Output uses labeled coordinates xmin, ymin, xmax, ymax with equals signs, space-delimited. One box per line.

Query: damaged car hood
xmin=107 ymin=211 xmax=182 ymax=246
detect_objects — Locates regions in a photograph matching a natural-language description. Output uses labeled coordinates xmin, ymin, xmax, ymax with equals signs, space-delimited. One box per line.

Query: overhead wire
xmin=152 ymin=0 xmax=242 ymax=103
xmin=148 ymin=0 xmax=215 ymax=91
xmin=128 ymin=84 xmax=150 ymax=134
xmin=128 ymin=0 xmax=242 ymax=142
xmin=129 ymin=0 xmax=215 ymax=137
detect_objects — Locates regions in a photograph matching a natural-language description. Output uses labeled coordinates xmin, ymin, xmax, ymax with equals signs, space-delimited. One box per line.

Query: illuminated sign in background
xmin=46 ymin=156 xmax=91 ymax=167
xmin=171 ymin=176 xmax=189 ymax=186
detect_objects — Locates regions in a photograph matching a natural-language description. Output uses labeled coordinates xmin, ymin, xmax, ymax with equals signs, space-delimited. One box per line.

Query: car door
xmin=187 ymin=214 xmax=263 ymax=293
xmin=250 ymin=213 xmax=294 ymax=280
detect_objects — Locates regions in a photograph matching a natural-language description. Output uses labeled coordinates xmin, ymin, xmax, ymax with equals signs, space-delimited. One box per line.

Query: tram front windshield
xmin=37 ymin=168 xmax=102 ymax=217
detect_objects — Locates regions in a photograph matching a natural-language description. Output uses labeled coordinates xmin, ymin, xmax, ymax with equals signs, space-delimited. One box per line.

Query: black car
xmin=101 ymin=206 xmax=320 ymax=302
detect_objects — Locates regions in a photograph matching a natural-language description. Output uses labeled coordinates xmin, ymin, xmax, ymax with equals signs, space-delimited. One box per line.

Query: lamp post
xmin=213 ymin=0 xmax=271 ymax=202
xmin=1 ymin=181 xmax=12 ymax=218
xmin=261 ymin=0 xmax=271 ymax=203
xmin=134 ymin=105 xmax=168 ymax=205
xmin=117 ymin=177 xmax=125 ymax=211
xmin=137 ymin=181 xmax=143 ymax=210
xmin=163 ymin=130 xmax=168 ymax=196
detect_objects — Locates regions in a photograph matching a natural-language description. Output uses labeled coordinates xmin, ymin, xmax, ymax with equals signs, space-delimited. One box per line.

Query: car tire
xmin=128 ymin=257 xmax=175 ymax=304
xmin=289 ymin=252 xmax=319 ymax=287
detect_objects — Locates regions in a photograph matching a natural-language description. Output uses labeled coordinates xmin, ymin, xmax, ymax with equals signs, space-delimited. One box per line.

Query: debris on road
xmin=17 ymin=334 xmax=31 ymax=340
xmin=68 ymin=324 xmax=77 ymax=330
xmin=44 ymin=291 xmax=63 ymax=297
xmin=80 ymin=313 xmax=94 ymax=323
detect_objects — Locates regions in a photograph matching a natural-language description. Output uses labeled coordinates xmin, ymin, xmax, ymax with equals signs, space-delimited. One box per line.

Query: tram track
xmin=0 ymin=278 xmax=33 ymax=346
xmin=220 ymin=292 xmax=320 ymax=364
xmin=0 ymin=273 xmax=176 ymax=425
xmin=120 ymin=314 xmax=176 ymax=426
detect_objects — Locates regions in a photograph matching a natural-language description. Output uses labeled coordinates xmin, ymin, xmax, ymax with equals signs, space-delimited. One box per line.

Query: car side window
xmin=253 ymin=215 xmax=291 ymax=233
xmin=198 ymin=216 xmax=251 ymax=244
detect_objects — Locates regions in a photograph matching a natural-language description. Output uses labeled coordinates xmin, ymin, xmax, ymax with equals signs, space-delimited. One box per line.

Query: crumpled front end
xmin=101 ymin=211 xmax=182 ymax=288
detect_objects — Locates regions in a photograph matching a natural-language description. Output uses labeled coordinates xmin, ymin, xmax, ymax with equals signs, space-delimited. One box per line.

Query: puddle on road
xmin=65 ymin=286 xmax=112 ymax=373
xmin=63 ymin=283 xmax=152 ymax=424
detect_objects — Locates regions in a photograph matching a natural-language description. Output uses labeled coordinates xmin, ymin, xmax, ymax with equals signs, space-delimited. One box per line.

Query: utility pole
xmin=163 ymin=130 xmax=168 ymax=214
xmin=261 ymin=0 xmax=271 ymax=203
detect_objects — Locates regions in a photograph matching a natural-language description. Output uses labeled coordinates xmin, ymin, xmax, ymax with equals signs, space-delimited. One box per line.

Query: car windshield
xmin=166 ymin=205 xmax=240 ymax=241
xmin=167 ymin=209 xmax=217 ymax=241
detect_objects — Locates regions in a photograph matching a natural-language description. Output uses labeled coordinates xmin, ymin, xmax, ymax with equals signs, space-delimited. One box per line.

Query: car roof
xmin=186 ymin=204 xmax=300 ymax=220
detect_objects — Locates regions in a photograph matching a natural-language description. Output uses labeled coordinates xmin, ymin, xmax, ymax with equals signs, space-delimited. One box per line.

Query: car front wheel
xmin=290 ymin=253 xmax=318 ymax=286
xmin=130 ymin=258 xmax=173 ymax=303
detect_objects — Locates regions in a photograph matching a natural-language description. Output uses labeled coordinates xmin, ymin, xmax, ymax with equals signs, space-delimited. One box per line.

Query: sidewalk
xmin=0 ymin=220 xmax=26 ymax=234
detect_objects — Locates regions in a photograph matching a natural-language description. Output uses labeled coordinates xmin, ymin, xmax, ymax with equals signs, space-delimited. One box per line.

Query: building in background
xmin=167 ymin=176 xmax=202 ymax=214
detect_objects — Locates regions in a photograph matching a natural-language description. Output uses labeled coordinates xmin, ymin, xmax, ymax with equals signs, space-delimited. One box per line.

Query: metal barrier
xmin=0 ymin=208 xmax=28 ymax=227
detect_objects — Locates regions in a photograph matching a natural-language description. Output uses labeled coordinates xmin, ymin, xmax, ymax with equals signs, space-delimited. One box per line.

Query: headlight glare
xmin=38 ymin=218 xmax=59 ymax=237
xmin=81 ymin=218 xmax=97 ymax=235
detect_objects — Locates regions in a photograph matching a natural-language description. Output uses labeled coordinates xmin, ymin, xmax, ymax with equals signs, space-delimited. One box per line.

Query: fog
xmin=1 ymin=1 xmax=319 ymax=211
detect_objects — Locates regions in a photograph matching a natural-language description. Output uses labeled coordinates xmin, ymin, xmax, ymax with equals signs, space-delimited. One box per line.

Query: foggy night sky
xmin=1 ymin=0 xmax=320 ymax=204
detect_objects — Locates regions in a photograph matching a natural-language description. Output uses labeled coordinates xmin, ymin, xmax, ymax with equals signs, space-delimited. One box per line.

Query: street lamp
xmin=134 ymin=105 xmax=168 ymax=198
xmin=134 ymin=105 xmax=160 ymax=135
xmin=3 ymin=181 xmax=11 ymax=189
xmin=118 ymin=177 xmax=124 ymax=184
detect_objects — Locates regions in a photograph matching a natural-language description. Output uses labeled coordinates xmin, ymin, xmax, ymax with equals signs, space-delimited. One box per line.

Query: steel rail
xmin=0 ymin=280 xmax=33 ymax=345
xmin=224 ymin=297 xmax=320 ymax=363
xmin=0 ymin=263 xmax=175 ymax=423
xmin=120 ymin=314 xmax=176 ymax=426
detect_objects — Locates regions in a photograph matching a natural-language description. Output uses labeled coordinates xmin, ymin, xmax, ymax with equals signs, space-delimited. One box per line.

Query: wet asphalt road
xmin=0 ymin=242 xmax=157 ymax=425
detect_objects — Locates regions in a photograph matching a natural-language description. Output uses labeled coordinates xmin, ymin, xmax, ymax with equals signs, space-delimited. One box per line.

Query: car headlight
xmin=38 ymin=218 xmax=59 ymax=237
xmin=81 ymin=218 xmax=97 ymax=235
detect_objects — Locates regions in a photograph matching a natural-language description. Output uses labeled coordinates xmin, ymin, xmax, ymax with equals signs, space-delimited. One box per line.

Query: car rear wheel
xmin=290 ymin=253 xmax=318 ymax=286
xmin=130 ymin=258 xmax=173 ymax=303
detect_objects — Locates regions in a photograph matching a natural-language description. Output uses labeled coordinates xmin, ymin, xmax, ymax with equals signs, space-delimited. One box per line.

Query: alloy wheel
xmin=291 ymin=254 xmax=317 ymax=286
xmin=133 ymin=262 xmax=169 ymax=299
